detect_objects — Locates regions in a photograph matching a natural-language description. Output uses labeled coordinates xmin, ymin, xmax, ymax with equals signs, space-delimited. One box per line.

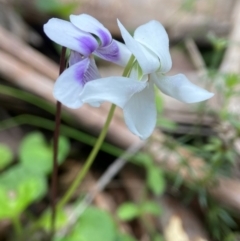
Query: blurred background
xmin=0 ymin=0 xmax=240 ymax=240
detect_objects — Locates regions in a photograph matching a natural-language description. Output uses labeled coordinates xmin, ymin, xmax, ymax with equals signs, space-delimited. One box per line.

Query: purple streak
xmin=74 ymin=58 xmax=89 ymax=86
xmin=97 ymin=28 xmax=112 ymax=47
xmin=74 ymin=57 xmax=101 ymax=86
xmin=77 ymin=36 xmax=98 ymax=56
xmin=94 ymin=40 xmax=120 ymax=62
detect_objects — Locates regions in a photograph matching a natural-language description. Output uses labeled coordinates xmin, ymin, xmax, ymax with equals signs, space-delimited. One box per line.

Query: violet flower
xmin=44 ymin=14 xmax=131 ymax=108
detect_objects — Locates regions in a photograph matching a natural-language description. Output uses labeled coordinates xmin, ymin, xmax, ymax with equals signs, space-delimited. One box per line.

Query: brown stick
xmin=0 ymin=49 xmax=140 ymax=148
xmin=50 ymin=47 xmax=66 ymax=235
xmin=0 ymin=25 xmax=58 ymax=80
xmin=0 ymin=47 xmax=240 ymax=212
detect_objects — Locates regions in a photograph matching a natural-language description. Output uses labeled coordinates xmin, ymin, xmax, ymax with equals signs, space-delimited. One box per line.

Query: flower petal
xmin=79 ymin=77 xmax=147 ymax=108
xmin=94 ymin=40 xmax=131 ymax=66
xmin=152 ymin=73 xmax=214 ymax=103
xmin=70 ymin=14 xmax=112 ymax=47
xmin=117 ymin=20 xmax=160 ymax=75
xmin=123 ymin=81 xmax=156 ymax=139
xmin=69 ymin=51 xmax=84 ymax=66
xmin=53 ymin=57 xmax=101 ymax=108
xmin=43 ymin=18 xmax=98 ymax=56
xmin=134 ymin=20 xmax=172 ymax=73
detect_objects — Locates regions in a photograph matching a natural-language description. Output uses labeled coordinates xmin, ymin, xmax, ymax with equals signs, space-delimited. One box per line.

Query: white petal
xmin=94 ymin=40 xmax=131 ymax=66
xmin=152 ymin=73 xmax=214 ymax=103
xmin=53 ymin=57 xmax=101 ymax=108
xmin=69 ymin=51 xmax=84 ymax=66
xmin=123 ymin=81 xmax=156 ymax=139
xmin=79 ymin=77 xmax=147 ymax=108
xmin=134 ymin=21 xmax=172 ymax=73
xmin=70 ymin=14 xmax=112 ymax=47
xmin=129 ymin=62 xmax=148 ymax=81
xmin=117 ymin=20 xmax=160 ymax=75
xmin=43 ymin=18 xmax=98 ymax=56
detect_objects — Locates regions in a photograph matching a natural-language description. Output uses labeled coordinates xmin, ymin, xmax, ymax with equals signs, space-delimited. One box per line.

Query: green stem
xmin=57 ymin=104 xmax=116 ymax=208
xmin=57 ymin=55 xmax=135 ymax=209
xmin=12 ymin=216 xmax=23 ymax=236
xmin=0 ymin=84 xmax=71 ymax=124
xmin=0 ymin=114 xmax=123 ymax=157
xmin=57 ymin=55 xmax=136 ymax=209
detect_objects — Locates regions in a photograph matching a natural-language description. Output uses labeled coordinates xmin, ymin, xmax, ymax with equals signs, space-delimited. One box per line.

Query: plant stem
xmin=50 ymin=47 xmax=66 ymax=235
xmin=57 ymin=104 xmax=116 ymax=209
xmin=0 ymin=114 xmax=123 ymax=157
xmin=57 ymin=54 xmax=135 ymax=209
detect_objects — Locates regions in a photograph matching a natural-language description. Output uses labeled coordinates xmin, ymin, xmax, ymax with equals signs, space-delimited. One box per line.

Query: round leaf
xmin=140 ymin=201 xmax=161 ymax=216
xmin=146 ymin=167 xmax=166 ymax=196
xmin=117 ymin=202 xmax=140 ymax=221
xmin=39 ymin=209 xmax=68 ymax=232
xmin=67 ymin=206 xmax=116 ymax=241
xmin=19 ymin=132 xmax=52 ymax=174
xmin=0 ymin=144 xmax=13 ymax=170
xmin=56 ymin=136 xmax=70 ymax=164
xmin=19 ymin=132 xmax=70 ymax=174
xmin=0 ymin=165 xmax=47 ymax=219
xmin=117 ymin=233 xmax=137 ymax=241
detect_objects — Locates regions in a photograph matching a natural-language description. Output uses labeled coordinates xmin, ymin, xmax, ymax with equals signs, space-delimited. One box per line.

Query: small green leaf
xmin=39 ymin=209 xmax=68 ymax=231
xmin=0 ymin=144 xmax=13 ymax=170
xmin=131 ymin=153 xmax=153 ymax=168
xmin=225 ymin=73 xmax=240 ymax=88
xmin=117 ymin=233 xmax=137 ymax=241
xmin=66 ymin=207 xmax=117 ymax=241
xmin=157 ymin=117 xmax=176 ymax=130
xmin=36 ymin=0 xmax=78 ymax=18
xmin=0 ymin=165 xmax=46 ymax=219
xmin=57 ymin=136 xmax=70 ymax=164
xmin=153 ymin=234 xmax=164 ymax=241
xmin=19 ymin=132 xmax=70 ymax=174
xmin=117 ymin=202 xmax=140 ymax=221
xmin=19 ymin=132 xmax=52 ymax=174
xmin=146 ymin=167 xmax=165 ymax=195
xmin=140 ymin=201 xmax=161 ymax=216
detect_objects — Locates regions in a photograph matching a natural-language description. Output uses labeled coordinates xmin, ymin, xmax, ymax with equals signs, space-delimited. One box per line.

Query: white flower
xmin=43 ymin=14 xmax=132 ymax=108
xmin=79 ymin=20 xmax=214 ymax=139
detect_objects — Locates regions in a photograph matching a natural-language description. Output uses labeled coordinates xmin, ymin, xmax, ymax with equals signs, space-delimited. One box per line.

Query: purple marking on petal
xmin=77 ymin=36 xmax=98 ymax=56
xmin=94 ymin=40 xmax=120 ymax=62
xmin=97 ymin=28 xmax=112 ymax=47
xmin=69 ymin=51 xmax=84 ymax=66
xmin=74 ymin=57 xmax=101 ymax=87
xmin=74 ymin=58 xmax=89 ymax=86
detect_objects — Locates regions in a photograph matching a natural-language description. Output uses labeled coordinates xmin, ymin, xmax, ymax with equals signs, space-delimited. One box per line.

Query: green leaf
xmin=225 ymin=73 xmax=240 ymax=88
xmin=39 ymin=209 xmax=68 ymax=231
xmin=0 ymin=165 xmax=46 ymax=219
xmin=157 ymin=117 xmax=176 ymax=131
xmin=131 ymin=153 xmax=153 ymax=168
xmin=65 ymin=207 xmax=117 ymax=241
xmin=140 ymin=201 xmax=161 ymax=216
xmin=117 ymin=233 xmax=137 ymax=241
xmin=58 ymin=136 xmax=70 ymax=163
xmin=146 ymin=166 xmax=165 ymax=195
xmin=117 ymin=202 xmax=140 ymax=221
xmin=0 ymin=144 xmax=13 ymax=170
xmin=153 ymin=234 xmax=164 ymax=241
xmin=36 ymin=0 xmax=78 ymax=18
xmin=19 ymin=132 xmax=70 ymax=174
